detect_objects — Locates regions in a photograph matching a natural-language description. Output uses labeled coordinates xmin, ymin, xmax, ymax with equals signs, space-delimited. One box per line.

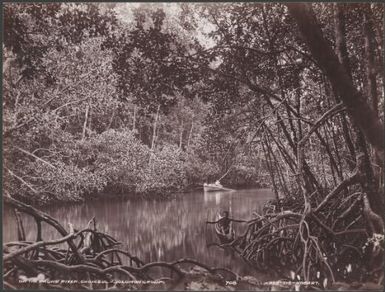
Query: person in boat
xmin=215 ymin=180 xmax=222 ymax=187
xmin=217 ymin=210 xmax=231 ymax=234
xmin=206 ymin=211 xmax=246 ymax=234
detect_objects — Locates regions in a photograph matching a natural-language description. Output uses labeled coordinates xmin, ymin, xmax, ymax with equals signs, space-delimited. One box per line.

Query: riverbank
xmin=12 ymin=178 xmax=271 ymax=207
xmin=6 ymin=126 xmax=267 ymax=208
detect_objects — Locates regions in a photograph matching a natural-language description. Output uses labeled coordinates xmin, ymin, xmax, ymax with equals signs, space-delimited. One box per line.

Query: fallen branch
xmin=4 ymin=229 xmax=90 ymax=262
xmin=14 ymin=146 xmax=56 ymax=169
xmin=4 ymin=196 xmax=83 ymax=263
xmin=6 ymin=169 xmax=39 ymax=194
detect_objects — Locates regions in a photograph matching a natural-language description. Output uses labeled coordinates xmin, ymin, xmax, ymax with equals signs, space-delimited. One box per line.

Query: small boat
xmin=203 ymin=183 xmax=233 ymax=192
xmin=214 ymin=212 xmax=235 ymax=244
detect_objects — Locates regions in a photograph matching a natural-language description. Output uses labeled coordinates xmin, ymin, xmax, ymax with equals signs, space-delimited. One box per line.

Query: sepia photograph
xmin=2 ymin=2 xmax=384 ymax=291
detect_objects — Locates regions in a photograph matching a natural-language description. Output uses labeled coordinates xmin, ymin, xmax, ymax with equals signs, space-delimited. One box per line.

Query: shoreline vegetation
xmin=6 ymin=126 xmax=270 ymax=206
xmin=9 ymin=143 xmax=270 ymax=207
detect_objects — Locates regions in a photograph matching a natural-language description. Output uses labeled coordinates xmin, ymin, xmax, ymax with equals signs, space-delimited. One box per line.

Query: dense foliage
xmin=3 ymin=2 xmax=384 ymax=288
xmin=3 ymin=2 xmax=383 ymax=203
xmin=3 ymin=3 xmax=265 ymax=204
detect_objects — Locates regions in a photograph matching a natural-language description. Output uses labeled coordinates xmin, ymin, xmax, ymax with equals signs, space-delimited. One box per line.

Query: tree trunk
xmin=363 ymin=6 xmax=383 ymax=187
xmin=334 ymin=4 xmax=352 ymax=80
xmin=187 ymin=119 xmax=194 ymax=148
xmin=179 ymin=120 xmax=184 ymax=149
xmin=332 ymin=6 xmax=357 ymax=169
xmin=82 ymin=104 xmax=89 ymax=140
xmin=151 ymin=104 xmax=161 ymax=151
xmin=363 ymin=8 xmax=379 ymax=118
xmin=288 ymin=3 xmax=384 ymax=215
xmin=132 ymin=105 xmax=137 ymax=132
xmin=287 ymin=3 xmax=384 ymax=164
xmin=262 ymin=136 xmax=279 ymax=200
xmin=266 ymin=132 xmax=289 ymax=197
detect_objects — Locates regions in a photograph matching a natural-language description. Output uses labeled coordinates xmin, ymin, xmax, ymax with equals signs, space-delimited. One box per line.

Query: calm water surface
xmin=3 ymin=188 xmax=274 ymax=276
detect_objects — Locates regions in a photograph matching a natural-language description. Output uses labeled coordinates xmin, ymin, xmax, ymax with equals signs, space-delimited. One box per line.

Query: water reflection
xmin=3 ymin=188 xmax=273 ymax=275
xmin=203 ymin=190 xmax=236 ymax=205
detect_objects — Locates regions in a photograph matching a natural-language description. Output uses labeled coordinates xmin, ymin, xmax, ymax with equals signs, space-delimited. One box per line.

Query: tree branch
xmin=14 ymin=146 xmax=56 ymax=169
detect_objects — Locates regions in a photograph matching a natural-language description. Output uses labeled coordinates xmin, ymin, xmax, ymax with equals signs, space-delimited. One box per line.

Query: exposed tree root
xmin=3 ymin=197 xmax=246 ymax=290
xmin=207 ymin=175 xmax=384 ymax=289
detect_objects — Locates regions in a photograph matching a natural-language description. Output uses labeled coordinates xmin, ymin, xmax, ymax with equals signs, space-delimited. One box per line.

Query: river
xmin=3 ymin=188 xmax=274 ymax=276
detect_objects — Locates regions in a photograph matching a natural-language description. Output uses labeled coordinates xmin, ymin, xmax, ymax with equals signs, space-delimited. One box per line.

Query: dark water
xmin=3 ymin=188 xmax=274 ymax=276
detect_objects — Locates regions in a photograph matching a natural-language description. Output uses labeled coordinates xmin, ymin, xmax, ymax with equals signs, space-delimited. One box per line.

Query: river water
xmin=3 ymin=188 xmax=274 ymax=276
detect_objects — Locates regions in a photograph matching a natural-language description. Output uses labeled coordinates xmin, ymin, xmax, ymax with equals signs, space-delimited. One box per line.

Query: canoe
xmin=203 ymin=183 xmax=233 ymax=192
xmin=214 ymin=213 xmax=235 ymax=244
